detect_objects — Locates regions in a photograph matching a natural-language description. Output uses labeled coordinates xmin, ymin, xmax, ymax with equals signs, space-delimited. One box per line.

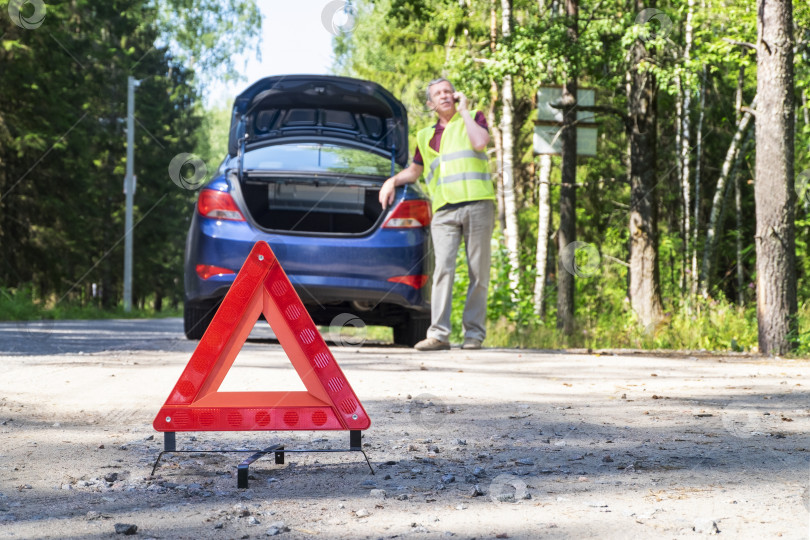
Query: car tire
xmin=393 ymin=315 xmax=430 ymax=348
xmin=184 ymin=300 xmax=218 ymax=340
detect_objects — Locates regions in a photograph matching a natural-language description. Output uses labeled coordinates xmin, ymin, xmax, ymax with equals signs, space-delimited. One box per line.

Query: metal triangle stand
xmin=151 ymin=430 xmax=373 ymax=489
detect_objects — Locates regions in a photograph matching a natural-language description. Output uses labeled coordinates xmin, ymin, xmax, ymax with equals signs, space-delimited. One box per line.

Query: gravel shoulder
xmin=0 ymin=319 xmax=808 ymax=539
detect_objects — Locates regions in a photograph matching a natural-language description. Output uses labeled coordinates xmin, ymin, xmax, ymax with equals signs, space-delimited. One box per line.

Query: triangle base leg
xmin=350 ymin=430 xmax=361 ymax=450
xmin=237 ymin=444 xmax=285 ymax=489
xmin=149 ymin=434 xmax=374 ymax=485
xmin=164 ymin=432 xmax=176 ymax=452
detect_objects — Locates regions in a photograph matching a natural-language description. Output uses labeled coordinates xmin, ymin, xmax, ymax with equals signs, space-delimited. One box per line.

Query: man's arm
xmin=379 ymin=162 xmax=425 ymax=209
xmin=455 ymin=92 xmax=490 ymax=151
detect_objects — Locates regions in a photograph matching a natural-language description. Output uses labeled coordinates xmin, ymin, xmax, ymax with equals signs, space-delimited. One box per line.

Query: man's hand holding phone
xmin=453 ymin=91 xmax=468 ymax=113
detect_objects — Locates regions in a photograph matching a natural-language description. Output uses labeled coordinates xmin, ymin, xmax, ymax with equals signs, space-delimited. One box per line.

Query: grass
xmin=485 ymin=297 xmax=810 ymax=355
xmin=318 ymin=323 xmax=393 ymax=345
xmin=4 ymin=283 xmax=810 ymax=355
xmin=0 ymin=286 xmax=181 ymax=321
xmin=1 ymin=285 xmax=395 ymax=344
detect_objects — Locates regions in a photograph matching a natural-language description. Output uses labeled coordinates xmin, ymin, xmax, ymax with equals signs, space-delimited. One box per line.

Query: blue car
xmin=184 ymin=75 xmax=432 ymax=346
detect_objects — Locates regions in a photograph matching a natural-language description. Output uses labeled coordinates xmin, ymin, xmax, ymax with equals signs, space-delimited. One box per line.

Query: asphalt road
xmin=0 ymin=318 xmax=809 ymax=539
xmin=0 ymin=317 xmax=278 ymax=356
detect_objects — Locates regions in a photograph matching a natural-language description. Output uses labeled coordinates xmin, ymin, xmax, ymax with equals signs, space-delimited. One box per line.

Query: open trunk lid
xmin=227 ymin=75 xmax=409 ymax=168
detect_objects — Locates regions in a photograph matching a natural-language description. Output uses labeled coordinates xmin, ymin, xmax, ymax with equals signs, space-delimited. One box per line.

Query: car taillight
xmin=382 ymin=199 xmax=431 ymax=228
xmin=197 ymin=189 xmax=245 ymax=221
xmin=387 ymin=274 xmax=429 ymax=289
xmin=196 ymin=264 xmax=235 ymax=280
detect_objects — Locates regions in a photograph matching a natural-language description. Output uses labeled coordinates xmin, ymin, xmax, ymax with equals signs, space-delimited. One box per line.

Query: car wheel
xmin=184 ymin=300 xmax=218 ymax=340
xmin=393 ymin=315 xmax=430 ymax=348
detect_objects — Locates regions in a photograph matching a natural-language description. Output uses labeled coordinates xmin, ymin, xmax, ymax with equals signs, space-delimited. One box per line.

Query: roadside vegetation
xmin=337 ymin=0 xmax=810 ymax=355
xmin=0 ymin=286 xmax=181 ymax=321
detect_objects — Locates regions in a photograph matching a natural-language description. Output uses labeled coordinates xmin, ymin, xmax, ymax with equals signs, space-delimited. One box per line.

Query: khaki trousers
xmin=427 ymin=200 xmax=495 ymax=342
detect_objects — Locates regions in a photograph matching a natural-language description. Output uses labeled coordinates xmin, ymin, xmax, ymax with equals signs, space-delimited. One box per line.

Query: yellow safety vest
xmin=416 ymin=110 xmax=495 ymax=213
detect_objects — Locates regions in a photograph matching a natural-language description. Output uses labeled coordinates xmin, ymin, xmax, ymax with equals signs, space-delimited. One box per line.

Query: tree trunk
xmin=700 ymin=97 xmax=756 ymax=297
xmin=534 ymin=154 xmax=552 ymax=317
xmin=675 ymin=77 xmax=684 ymax=291
xmin=626 ymin=0 xmax=663 ymax=329
xmin=500 ymin=0 xmax=520 ymax=292
xmin=691 ymin=65 xmax=706 ymax=297
xmin=730 ymin=62 xmax=747 ymax=307
xmin=734 ymin=151 xmax=745 ymax=307
xmin=735 ymin=65 xmax=745 ymax=124
xmin=679 ymin=86 xmax=692 ymax=294
xmin=755 ymin=0 xmax=797 ymax=355
xmin=488 ymin=94 xmax=506 ymax=234
xmin=488 ymin=0 xmax=506 ymax=234
xmin=675 ymin=77 xmax=684 ymax=199
xmin=681 ymin=0 xmax=695 ymax=294
xmin=556 ymin=0 xmax=577 ymax=335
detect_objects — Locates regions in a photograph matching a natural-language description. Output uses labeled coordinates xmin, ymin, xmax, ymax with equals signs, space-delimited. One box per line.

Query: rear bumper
xmin=185 ymin=213 xmax=431 ymax=313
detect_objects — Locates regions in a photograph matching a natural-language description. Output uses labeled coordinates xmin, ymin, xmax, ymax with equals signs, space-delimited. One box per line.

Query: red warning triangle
xmin=153 ymin=241 xmax=371 ymax=432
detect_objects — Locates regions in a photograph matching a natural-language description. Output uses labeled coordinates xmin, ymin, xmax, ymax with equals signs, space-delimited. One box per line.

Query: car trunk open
xmin=241 ymin=175 xmax=384 ymax=235
xmin=228 ymin=75 xmax=409 ymax=168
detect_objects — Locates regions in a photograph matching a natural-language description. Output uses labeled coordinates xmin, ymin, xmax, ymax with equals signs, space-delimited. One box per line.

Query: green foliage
xmin=0 ymin=286 xmax=180 ymax=321
xmin=0 ymin=1 xmax=260 ymax=315
xmin=638 ymin=299 xmax=757 ymax=351
xmin=200 ymin=103 xmax=232 ymax=176
xmin=333 ymin=0 xmax=448 ymax=134
xmin=449 ymin=248 xmax=469 ymax=343
xmin=332 ymin=0 xmax=810 ymax=353
xmin=486 ymin=233 xmax=541 ymax=326
xmin=484 ymin=295 xmax=762 ymax=353
xmin=152 ymin=0 xmax=262 ymax=87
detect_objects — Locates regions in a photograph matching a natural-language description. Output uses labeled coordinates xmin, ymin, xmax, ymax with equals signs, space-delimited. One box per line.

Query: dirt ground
xmin=0 ymin=318 xmax=809 ymax=539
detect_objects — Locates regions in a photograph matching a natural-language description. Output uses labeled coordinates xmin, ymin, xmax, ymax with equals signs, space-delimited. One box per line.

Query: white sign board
xmin=534 ymin=86 xmax=598 ymax=156
xmin=533 ymin=125 xmax=598 ymax=156
xmin=537 ymin=87 xmax=596 ymax=123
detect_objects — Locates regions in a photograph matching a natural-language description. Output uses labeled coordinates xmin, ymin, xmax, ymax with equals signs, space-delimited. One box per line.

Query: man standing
xmin=379 ymin=78 xmax=496 ymax=351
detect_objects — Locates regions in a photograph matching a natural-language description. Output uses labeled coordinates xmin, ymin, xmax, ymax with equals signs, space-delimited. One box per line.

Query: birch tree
xmin=500 ymin=0 xmax=521 ymax=292
xmin=487 ymin=0 xmax=506 ymax=234
xmin=679 ymin=0 xmax=696 ymax=293
xmin=534 ymin=154 xmax=552 ymax=316
xmin=690 ymin=65 xmax=706 ymax=297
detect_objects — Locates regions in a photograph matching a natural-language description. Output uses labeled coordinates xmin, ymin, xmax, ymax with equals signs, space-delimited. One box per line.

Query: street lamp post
xmin=124 ymin=76 xmax=137 ymax=312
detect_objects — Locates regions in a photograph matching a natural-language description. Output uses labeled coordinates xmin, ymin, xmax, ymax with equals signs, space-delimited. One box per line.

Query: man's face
xmin=428 ymin=81 xmax=456 ymax=114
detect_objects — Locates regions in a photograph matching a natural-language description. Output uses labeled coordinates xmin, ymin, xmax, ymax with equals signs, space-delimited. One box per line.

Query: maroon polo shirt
xmin=412 ymin=111 xmax=489 ymax=166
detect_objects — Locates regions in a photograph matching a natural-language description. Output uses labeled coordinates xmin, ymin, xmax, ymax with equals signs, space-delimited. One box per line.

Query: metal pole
xmin=124 ymin=76 xmax=135 ymax=312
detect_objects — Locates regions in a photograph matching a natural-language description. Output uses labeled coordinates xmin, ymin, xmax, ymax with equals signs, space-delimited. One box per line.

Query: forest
xmin=1 ymin=0 xmax=808 ymax=354
xmin=0 ymin=0 xmax=260 ymax=313
xmin=334 ymin=0 xmax=809 ymax=354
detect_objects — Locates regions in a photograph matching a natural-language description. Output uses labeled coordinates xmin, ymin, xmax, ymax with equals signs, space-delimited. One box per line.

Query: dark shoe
xmin=462 ymin=338 xmax=482 ymax=350
xmin=414 ymin=337 xmax=451 ymax=351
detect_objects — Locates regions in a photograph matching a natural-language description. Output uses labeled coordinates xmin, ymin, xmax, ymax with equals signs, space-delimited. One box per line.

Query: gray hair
xmin=426 ymin=78 xmax=456 ymax=102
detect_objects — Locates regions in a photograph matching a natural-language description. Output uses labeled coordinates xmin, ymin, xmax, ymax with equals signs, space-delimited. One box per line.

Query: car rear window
xmin=243 ymin=144 xmax=395 ymax=176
